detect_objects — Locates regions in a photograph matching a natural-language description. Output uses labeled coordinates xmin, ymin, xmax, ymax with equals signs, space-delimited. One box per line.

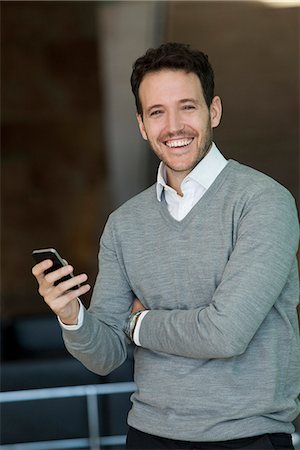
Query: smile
xmin=165 ymin=138 xmax=194 ymax=148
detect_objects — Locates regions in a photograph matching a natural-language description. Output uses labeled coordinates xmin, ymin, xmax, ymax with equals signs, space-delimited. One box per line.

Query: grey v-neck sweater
xmin=63 ymin=160 xmax=300 ymax=441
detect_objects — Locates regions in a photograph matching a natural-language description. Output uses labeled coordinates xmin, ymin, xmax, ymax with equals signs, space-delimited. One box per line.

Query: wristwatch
xmin=125 ymin=310 xmax=144 ymax=341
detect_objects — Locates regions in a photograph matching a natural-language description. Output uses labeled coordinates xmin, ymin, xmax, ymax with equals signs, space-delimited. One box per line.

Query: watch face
xmin=125 ymin=311 xmax=143 ymax=341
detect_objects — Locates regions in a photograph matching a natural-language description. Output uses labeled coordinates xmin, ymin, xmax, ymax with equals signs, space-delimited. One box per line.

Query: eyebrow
xmin=179 ymin=98 xmax=199 ymax=105
xmin=146 ymin=98 xmax=199 ymax=115
xmin=146 ymin=104 xmax=163 ymax=114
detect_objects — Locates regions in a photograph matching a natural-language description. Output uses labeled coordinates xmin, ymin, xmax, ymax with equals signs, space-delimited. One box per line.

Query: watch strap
xmin=125 ymin=310 xmax=144 ymax=341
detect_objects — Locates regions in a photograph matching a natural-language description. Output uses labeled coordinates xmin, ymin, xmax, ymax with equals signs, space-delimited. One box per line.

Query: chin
xmin=167 ymin=162 xmax=197 ymax=173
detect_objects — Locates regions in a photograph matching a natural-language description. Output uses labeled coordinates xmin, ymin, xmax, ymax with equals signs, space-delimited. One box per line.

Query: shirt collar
xmin=156 ymin=142 xmax=227 ymax=201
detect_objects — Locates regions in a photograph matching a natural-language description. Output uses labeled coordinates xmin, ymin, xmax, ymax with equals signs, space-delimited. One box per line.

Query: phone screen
xmin=32 ymin=248 xmax=79 ymax=288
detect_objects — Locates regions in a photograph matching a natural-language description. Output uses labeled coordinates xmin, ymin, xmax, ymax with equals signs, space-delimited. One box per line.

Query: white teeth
xmin=165 ymin=138 xmax=193 ymax=148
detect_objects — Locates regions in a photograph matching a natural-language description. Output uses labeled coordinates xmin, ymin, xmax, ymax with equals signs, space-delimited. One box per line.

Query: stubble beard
xmin=162 ymin=123 xmax=213 ymax=175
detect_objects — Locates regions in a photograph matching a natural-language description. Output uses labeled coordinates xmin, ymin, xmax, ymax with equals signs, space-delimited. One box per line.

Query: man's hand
xmin=32 ymin=259 xmax=91 ymax=325
xmin=132 ymin=297 xmax=146 ymax=314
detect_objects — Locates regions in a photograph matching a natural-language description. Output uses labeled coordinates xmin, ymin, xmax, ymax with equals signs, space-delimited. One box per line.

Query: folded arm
xmin=137 ymin=189 xmax=299 ymax=359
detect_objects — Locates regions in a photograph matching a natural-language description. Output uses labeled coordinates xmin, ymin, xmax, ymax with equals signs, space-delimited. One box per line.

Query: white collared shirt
xmin=60 ymin=143 xmax=227 ymax=334
xmin=156 ymin=142 xmax=228 ymax=221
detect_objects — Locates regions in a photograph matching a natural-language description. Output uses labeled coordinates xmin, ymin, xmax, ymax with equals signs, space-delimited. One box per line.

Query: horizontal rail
xmin=1 ymin=383 xmax=299 ymax=450
xmin=0 ymin=438 xmax=90 ymax=450
xmin=0 ymin=382 xmax=136 ymax=450
xmin=0 ymin=435 xmax=127 ymax=450
xmin=0 ymin=381 xmax=137 ymax=403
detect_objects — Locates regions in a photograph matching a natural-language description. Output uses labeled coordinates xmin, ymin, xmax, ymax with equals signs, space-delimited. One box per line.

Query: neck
xmin=164 ymin=142 xmax=213 ymax=195
xmin=166 ymin=169 xmax=188 ymax=196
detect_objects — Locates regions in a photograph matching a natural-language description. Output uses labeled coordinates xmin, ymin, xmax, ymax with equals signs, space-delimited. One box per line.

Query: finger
xmin=132 ymin=298 xmax=146 ymax=313
xmin=32 ymin=259 xmax=53 ymax=280
xmin=52 ymin=283 xmax=91 ymax=309
xmin=65 ymin=283 xmax=91 ymax=300
xmin=44 ymin=264 xmax=74 ymax=286
xmin=54 ymin=273 xmax=88 ymax=294
xmin=134 ymin=298 xmax=144 ymax=308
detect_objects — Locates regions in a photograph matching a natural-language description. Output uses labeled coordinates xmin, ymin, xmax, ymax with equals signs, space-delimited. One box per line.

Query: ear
xmin=136 ymin=113 xmax=148 ymax=141
xmin=210 ymin=96 xmax=222 ymax=128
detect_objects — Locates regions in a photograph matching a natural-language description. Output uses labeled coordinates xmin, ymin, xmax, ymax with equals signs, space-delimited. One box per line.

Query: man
xmin=32 ymin=43 xmax=299 ymax=450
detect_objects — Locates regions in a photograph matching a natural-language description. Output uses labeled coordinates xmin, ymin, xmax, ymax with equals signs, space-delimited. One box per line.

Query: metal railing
xmin=0 ymin=382 xmax=137 ymax=450
xmin=1 ymin=383 xmax=300 ymax=450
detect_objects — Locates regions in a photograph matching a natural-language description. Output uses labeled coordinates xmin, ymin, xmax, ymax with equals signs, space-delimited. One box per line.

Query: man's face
xmin=137 ymin=69 xmax=222 ymax=187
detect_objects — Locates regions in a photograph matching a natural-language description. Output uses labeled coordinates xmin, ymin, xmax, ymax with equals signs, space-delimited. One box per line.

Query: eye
xmin=183 ymin=104 xmax=196 ymax=111
xmin=150 ymin=110 xmax=163 ymax=117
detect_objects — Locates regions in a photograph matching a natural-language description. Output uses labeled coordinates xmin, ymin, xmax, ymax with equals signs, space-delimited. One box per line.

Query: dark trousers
xmin=126 ymin=427 xmax=294 ymax=450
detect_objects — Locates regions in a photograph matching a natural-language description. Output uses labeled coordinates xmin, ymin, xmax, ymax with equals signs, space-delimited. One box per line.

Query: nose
xmin=166 ymin=111 xmax=184 ymax=136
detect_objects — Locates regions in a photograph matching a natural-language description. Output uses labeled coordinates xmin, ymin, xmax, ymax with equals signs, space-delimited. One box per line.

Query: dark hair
xmin=130 ymin=42 xmax=215 ymax=115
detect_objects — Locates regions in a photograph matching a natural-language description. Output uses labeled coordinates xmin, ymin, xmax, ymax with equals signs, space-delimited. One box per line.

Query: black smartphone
xmin=32 ymin=248 xmax=79 ymax=289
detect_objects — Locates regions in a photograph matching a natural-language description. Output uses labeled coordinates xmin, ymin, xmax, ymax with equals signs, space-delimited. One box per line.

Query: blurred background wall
xmin=1 ymin=0 xmax=299 ymax=319
xmin=2 ymin=1 xmax=107 ymax=317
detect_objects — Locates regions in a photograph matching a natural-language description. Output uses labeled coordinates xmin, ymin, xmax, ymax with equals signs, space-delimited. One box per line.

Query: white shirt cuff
xmin=58 ymin=299 xmax=84 ymax=330
xmin=133 ymin=310 xmax=149 ymax=346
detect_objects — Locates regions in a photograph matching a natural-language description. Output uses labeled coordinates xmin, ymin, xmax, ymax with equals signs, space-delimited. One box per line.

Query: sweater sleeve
xmin=62 ymin=215 xmax=133 ymax=376
xmin=138 ymin=187 xmax=300 ymax=359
